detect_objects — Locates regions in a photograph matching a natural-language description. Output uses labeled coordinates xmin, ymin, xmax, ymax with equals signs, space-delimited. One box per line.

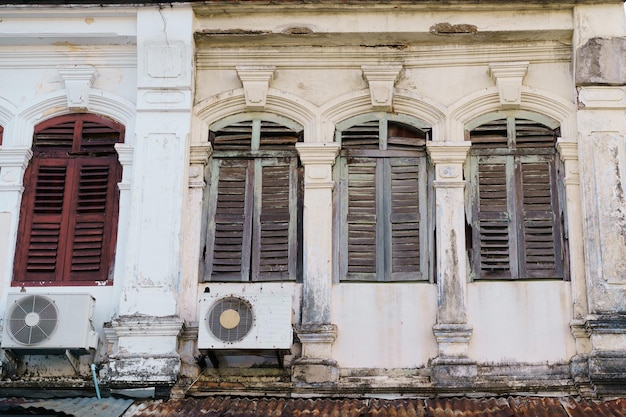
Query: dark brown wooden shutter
xmin=206 ymin=159 xmax=254 ymax=281
xmin=344 ymin=157 xmax=378 ymax=281
xmin=471 ymin=156 xmax=513 ymax=279
xmin=339 ymin=119 xmax=428 ymax=282
xmin=14 ymin=114 xmax=123 ymax=285
xmin=519 ymin=156 xmax=563 ymax=278
xmin=469 ymin=117 xmax=564 ymax=280
xmin=205 ymin=119 xmax=302 ymax=282
xmin=389 ymin=157 xmax=423 ymax=280
xmin=253 ymin=158 xmax=299 ymax=281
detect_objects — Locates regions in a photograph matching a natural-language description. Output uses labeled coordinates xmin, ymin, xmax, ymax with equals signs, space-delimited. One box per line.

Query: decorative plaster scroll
xmin=58 ymin=65 xmax=96 ymax=110
xmin=488 ymin=62 xmax=529 ymax=109
xmin=236 ymin=66 xmax=276 ymax=111
xmin=361 ymin=65 xmax=402 ymax=111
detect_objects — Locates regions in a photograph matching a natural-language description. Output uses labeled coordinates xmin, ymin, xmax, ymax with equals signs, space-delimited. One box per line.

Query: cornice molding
xmin=0 ymin=48 xmax=137 ymax=69
xmin=196 ymin=42 xmax=570 ymax=70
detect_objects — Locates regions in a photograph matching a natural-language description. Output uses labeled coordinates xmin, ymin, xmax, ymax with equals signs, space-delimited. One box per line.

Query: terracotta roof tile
xmin=125 ymin=396 xmax=626 ymax=417
xmin=560 ymin=397 xmax=626 ymax=417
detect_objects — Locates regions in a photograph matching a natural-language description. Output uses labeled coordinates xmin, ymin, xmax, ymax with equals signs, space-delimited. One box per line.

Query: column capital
xmin=556 ymin=138 xmax=579 ymax=161
xmin=427 ymin=141 xmax=471 ymax=165
xmin=189 ymin=143 xmax=213 ymax=166
xmin=296 ymin=142 xmax=340 ymax=165
xmin=114 ymin=144 xmax=135 ymax=166
xmin=0 ymin=147 xmax=33 ymax=168
xmin=0 ymin=147 xmax=33 ymax=190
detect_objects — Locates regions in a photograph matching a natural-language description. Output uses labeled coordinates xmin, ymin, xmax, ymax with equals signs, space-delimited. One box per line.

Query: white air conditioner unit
xmin=198 ymin=286 xmax=293 ymax=350
xmin=1 ymin=293 xmax=98 ymax=352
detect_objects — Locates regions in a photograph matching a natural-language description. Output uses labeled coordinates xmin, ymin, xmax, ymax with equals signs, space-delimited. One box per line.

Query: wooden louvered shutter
xmin=66 ymin=158 xmax=120 ymax=281
xmin=389 ymin=157 xmax=424 ymax=281
xmin=338 ymin=118 xmax=428 ymax=282
xmin=469 ymin=116 xmax=564 ymax=280
xmin=15 ymin=160 xmax=68 ymax=282
xmin=470 ymin=155 xmax=514 ymax=279
xmin=15 ymin=157 xmax=120 ymax=283
xmin=518 ymin=155 xmax=563 ymax=278
xmin=253 ymin=157 xmax=299 ymax=281
xmin=343 ymin=157 xmax=379 ymax=281
xmin=14 ymin=114 xmax=123 ymax=285
xmin=205 ymin=159 xmax=254 ymax=281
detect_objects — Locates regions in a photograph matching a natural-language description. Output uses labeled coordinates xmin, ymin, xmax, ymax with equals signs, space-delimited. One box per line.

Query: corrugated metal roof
xmin=125 ymin=396 xmax=626 ymax=417
xmin=0 ymin=397 xmax=135 ymax=417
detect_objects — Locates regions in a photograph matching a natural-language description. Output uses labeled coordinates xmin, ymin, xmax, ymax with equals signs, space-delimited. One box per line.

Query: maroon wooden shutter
xmin=13 ymin=114 xmax=123 ymax=285
xmin=66 ymin=158 xmax=120 ymax=281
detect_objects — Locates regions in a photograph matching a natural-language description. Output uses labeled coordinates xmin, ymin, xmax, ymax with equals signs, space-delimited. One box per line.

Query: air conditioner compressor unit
xmin=198 ymin=287 xmax=293 ymax=350
xmin=1 ymin=293 xmax=98 ymax=352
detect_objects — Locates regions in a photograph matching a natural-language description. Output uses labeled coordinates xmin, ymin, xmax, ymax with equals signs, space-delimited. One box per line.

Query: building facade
xmin=0 ymin=0 xmax=625 ymax=402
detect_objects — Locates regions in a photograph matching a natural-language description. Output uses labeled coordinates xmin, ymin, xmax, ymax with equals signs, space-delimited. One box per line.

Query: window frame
xmin=13 ymin=114 xmax=124 ymax=286
xmin=466 ymin=111 xmax=568 ymax=281
xmin=334 ymin=113 xmax=433 ymax=283
xmin=202 ymin=115 xmax=304 ymax=283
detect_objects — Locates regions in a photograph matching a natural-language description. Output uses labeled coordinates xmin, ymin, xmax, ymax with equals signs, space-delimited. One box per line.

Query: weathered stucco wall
xmin=0 ymin=0 xmax=625 ymax=397
xmin=332 ymin=284 xmax=438 ymax=368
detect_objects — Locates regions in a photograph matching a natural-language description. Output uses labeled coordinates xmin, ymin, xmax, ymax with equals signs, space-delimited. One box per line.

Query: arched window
xmin=13 ymin=114 xmax=124 ymax=285
xmin=203 ymin=117 xmax=303 ymax=282
xmin=335 ymin=114 xmax=431 ymax=282
xmin=467 ymin=114 xmax=567 ymax=280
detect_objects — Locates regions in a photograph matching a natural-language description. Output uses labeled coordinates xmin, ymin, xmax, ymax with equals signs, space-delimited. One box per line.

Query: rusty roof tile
xmin=125 ymin=396 xmax=626 ymax=417
xmin=560 ymin=397 xmax=626 ymax=417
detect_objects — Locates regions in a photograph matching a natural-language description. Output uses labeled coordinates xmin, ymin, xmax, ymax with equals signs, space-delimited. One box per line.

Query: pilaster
xmin=557 ymin=139 xmax=590 ymax=356
xmin=109 ymin=6 xmax=194 ymax=386
xmin=573 ymin=4 xmax=626 ymax=392
xmin=292 ymin=142 xmax=340 ymax=384
xmin=426 ymin=141 xmax=476 ymax=385
xmin=0 ymin=147 xmax=32 ymax=301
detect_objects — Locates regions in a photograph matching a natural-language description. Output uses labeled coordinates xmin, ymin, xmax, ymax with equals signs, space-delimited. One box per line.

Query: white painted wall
xmin=468 ymin=282 xmax=576 ymax=363
xmin=332 ymin=284 xmax=438 ymax=368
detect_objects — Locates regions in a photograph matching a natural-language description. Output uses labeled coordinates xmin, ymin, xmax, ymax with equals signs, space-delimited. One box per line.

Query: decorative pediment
xmin=488 ymin=62 xmax=529 ymax=109
xmin=361 ymin=65 xmax=402 ymax=111
xmin=236 ymin=66 xmax=276 ymax=111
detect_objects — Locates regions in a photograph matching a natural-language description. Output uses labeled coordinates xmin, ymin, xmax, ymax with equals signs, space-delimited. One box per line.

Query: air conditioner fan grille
xmin=207 ymin=296 xmax=254 ymax=343
xmin=8 ymin=295 xmax=59 ymax=346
